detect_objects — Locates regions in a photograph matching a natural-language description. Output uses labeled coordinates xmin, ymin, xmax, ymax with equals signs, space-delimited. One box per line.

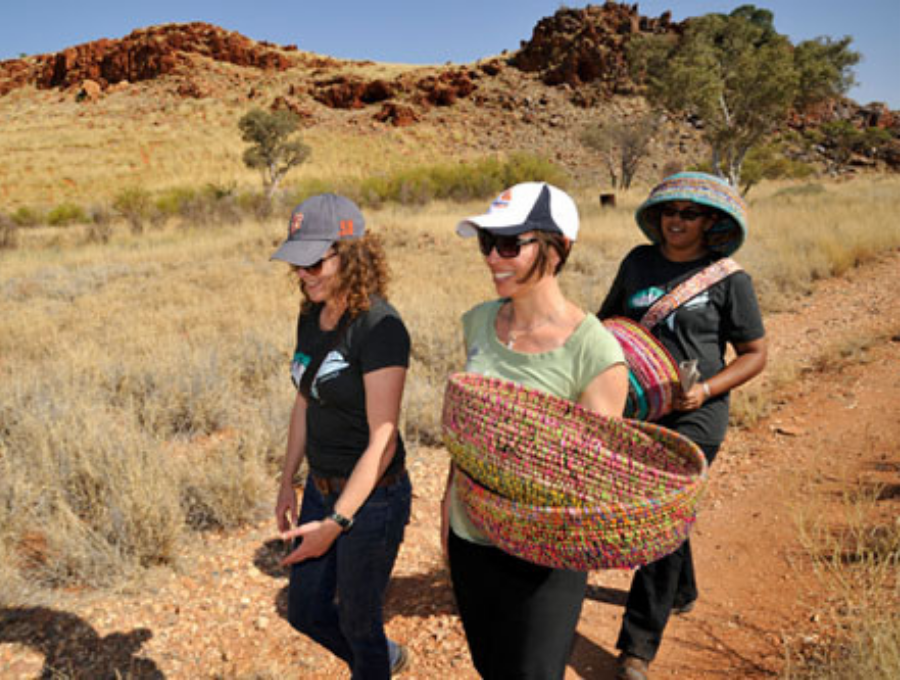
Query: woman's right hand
xmin=275 ymin=482 xmax=298 ymax=534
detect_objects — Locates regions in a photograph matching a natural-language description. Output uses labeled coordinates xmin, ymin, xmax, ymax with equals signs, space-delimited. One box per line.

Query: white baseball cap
xmin=456 ymin=182 xmax=579 ymax=241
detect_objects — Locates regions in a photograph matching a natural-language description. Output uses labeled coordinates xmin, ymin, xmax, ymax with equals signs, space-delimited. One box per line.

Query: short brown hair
xmin=519 ymin=232 xmax=572 ymax=282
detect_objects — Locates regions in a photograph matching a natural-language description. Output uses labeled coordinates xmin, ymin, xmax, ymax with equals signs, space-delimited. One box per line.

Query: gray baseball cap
xmin=271 ymin=193 xmax=366 ymax=266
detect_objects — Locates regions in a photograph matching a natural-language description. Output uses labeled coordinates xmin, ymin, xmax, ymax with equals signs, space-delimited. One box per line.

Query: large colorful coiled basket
xmin=602 ymin=316 xmax=680 ymax=422
xmin=443 ymin=373 xmax=708 ymax=571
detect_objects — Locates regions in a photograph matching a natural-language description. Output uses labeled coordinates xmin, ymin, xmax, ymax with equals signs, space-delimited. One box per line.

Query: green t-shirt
xmin=449 ymin=299 xmax=625 ymax=545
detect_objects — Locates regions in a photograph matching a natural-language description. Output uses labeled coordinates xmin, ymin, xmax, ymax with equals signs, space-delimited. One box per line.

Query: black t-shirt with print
xmin=291 ymin=296 xmax=411 ymax=478
xmin=598 ymin=245 xmax=765 ymax=446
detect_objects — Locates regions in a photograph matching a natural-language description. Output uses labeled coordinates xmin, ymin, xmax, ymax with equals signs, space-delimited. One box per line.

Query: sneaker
xmin=616 ymin=653 xmax=650 ymax=680
xmin=388 ymin=640 xmax=410 ymax=676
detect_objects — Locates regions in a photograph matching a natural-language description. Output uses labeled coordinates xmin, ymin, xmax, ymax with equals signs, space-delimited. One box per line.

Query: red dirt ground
xmin=1 ymin=250 xmax=898 ymax=679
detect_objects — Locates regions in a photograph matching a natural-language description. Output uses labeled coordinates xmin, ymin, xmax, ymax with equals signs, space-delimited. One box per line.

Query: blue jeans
xmin=287 ymin=473 xmax=411 ymax=680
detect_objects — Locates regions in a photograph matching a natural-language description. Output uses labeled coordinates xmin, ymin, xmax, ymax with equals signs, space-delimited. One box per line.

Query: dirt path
xmin=2 ymin=250 xmax=899 ymax=679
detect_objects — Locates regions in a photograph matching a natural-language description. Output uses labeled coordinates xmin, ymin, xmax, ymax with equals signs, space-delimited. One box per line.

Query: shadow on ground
xmin=0 ymin=607 xmax=163 ymax=679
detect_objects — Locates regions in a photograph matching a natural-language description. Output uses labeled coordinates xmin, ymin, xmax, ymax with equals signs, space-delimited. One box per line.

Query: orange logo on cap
xmin=289 ymin=212 xmax=304 ymax=235
xmin=339 ymin=220 xmax=354 ymax=237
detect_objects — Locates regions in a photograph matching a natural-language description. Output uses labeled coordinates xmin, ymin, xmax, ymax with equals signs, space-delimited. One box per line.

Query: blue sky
xmin=1 ymin=1 xmax=897 ymax=107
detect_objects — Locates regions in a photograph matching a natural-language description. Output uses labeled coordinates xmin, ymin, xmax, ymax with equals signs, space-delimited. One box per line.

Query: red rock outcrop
xmin=513 ymin=2 xmax=682 ymax=96
xmin=373 ymin=102 xmax=420 ymax=127
xmin=0 ymin=22 xmax=294 ymax=95
xmin=415 ymin=70 xmax=477 ymax=107
xmin=311 ymin=76 xmax=395 ymax=109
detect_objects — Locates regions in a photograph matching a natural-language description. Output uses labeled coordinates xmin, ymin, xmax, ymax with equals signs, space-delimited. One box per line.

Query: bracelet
xmin=327 ymin=511 xmax=354 ymax=532
xmin=701 ymin=382 xmax=712 ymax=399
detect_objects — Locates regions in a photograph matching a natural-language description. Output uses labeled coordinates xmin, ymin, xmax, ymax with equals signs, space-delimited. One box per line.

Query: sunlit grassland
xmin=1 ymin=176 xmax=899 ymax=602
xmin=0 ymin=77 xmax=493 ymax=211
xmin=783 ymin=448 xmax=900 ymax=679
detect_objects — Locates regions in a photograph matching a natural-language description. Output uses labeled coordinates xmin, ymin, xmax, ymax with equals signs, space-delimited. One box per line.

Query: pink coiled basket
xmin=443 ymin=373 xmax=708 ymax=571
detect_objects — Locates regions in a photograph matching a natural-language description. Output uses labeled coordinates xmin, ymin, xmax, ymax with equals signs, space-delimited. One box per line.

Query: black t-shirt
xmin=291 ymin=297 xmax=411 ymax=477
xmin=598 ymin=245 xmax=765 ymax=445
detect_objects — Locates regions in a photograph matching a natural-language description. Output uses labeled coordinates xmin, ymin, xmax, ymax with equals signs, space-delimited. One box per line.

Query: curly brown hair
xmin=299 ymin=232 xmax=391 ymax=317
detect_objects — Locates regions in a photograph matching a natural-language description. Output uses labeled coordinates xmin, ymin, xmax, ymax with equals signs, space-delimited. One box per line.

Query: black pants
xmin=616 ymin=442 xmax=720 ymax=662
xmin=449 ymin=530 xmax=587 ymax=679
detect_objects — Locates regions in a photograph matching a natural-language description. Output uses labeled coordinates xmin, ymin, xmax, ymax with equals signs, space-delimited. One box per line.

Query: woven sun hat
xmin=602 ymin=317 xmax=680 ymax=422
xmin=442 ymin=373 xmax=708 ymax=571
xmin=635 ymin=172 xmax=748 ymax=256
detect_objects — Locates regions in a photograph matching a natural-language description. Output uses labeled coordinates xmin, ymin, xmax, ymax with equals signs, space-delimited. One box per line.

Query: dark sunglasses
xmin=477 ymin=231 xmax=539 ymax=258
xmin=292 ymin=252 xmax=338 ymax=275
xmin=659 ymin=206 xmax=713 ymax=222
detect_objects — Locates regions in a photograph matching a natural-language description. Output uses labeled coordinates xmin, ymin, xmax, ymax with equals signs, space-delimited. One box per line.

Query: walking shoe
xmin=616 ymin=653 xmax=650 ymax=680
xmin=389 ymin=641 xmax=410 ymax=676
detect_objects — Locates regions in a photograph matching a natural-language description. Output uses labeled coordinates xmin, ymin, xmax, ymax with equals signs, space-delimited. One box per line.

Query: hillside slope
xmin=0 ymin=5 xmax=897 ymax=210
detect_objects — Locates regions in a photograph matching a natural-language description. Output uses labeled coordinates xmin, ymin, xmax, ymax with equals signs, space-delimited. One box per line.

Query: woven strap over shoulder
xmin=640 ymin=258 xmax=742 ymax=330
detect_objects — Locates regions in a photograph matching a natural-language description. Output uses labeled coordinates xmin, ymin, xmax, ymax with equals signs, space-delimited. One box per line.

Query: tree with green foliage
xmin=238 ymin=108 xmax=311 ymax=205
xmin=812 ymin=121 xmax=894 ymax=173
xmin=629 ymin=4 xmax=859 ymax=187
xmin=580 ymin=112 xmax=659 ymax=190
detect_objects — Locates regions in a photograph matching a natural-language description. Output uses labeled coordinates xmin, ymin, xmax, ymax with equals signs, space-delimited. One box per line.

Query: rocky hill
xmin=0 ymin=3 xmax=896 ymax=207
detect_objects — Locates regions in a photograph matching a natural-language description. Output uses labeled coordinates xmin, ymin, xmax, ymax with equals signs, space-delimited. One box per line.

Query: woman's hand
xmin=675 ymin=382 xmax=707 ymax=412
xmin=275 ymin=482 xmax=298 ymax=534
xmin=280 ymin=520 xmax=342 ymax=566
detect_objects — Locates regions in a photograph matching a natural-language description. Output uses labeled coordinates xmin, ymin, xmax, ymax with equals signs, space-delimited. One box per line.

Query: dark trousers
xmin=287 ymin=474 xmax=411 ymax=680
xmin=616 ymin=442 xmax=720 ymax=662
xmin=449 ymin=530 xmax=588 ymax=679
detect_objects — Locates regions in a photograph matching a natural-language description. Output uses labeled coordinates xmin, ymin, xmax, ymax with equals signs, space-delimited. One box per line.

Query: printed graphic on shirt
xmin=312 ymin=350 xmax=350 ymax=399
xmin=628 ymin=286 xmax=711 ymax=332
xmin=627 ymin=286 xmax=665 ymax=312
xmin=291 ymin=351 xmax=311 ymax=389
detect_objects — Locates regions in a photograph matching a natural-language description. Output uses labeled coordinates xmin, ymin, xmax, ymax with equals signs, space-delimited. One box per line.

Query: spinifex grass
xmin=1 ymin=176 xmax=899 ymax=599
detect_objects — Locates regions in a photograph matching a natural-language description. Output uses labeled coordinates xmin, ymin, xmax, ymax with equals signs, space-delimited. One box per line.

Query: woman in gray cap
xmin=273 ymin=194 xmax=412 ymax=678
xmin=442 ymin=181 xmax=629 ymax=679
xmin=598 ymin=172 xmax=767 ymax=680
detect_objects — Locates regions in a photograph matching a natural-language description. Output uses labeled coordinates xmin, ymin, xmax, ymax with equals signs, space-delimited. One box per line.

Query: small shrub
xmin=46 ymin=202 xmax=88 ymax=226
xmin=0 ymin=214 xmax=18 ymax=250
xmin=11 ymin=205 xmax=43 ymax=227
xmin=113 ymin=187 xmax=153 ymax=235
xmin=84 ymin=205 xmax=113 ymax=244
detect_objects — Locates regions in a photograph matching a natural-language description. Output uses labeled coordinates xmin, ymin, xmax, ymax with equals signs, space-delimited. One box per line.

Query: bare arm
xmin=275 ymin=390 xmax=308 ymax=533
xmin=281 ymin=366 xmax=407 ymax=565
xmin=578 ymin=363 xmax=629 ymax=417
xmin=676 ymin=336 xmax=768 ymax=411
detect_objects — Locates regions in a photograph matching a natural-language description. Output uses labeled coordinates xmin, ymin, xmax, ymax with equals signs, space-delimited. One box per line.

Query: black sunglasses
xmin=292 ymin=251 xmax=338 ymax=275
xmin=477 ymin=231 xmax=539 ymax=258
xmin=659 ymin=206 xmax=713 ymax=222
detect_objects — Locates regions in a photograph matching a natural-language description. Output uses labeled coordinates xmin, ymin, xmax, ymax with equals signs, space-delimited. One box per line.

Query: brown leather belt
xmin=311 ymin=468 xmax=407 ymax=496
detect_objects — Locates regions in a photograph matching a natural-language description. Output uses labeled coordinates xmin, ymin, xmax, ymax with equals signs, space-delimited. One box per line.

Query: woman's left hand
xmin=675 ymin=383 xmax=707 ymax=412
xmin=279 ymin=520 xmax=342 ymax=566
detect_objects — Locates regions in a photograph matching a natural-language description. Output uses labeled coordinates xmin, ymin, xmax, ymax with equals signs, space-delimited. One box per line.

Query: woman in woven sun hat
xmin=272 ymin=194 xmax=412 ymax=678
xmin=598 ymin=172 xmax=767 ymax=680
xmin=441 ymin=182 xmax=629 ymax=679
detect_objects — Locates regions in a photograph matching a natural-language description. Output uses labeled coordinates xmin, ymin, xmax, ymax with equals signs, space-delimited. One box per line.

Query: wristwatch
xmin=327 ymin=511 xmax=354 ymax=532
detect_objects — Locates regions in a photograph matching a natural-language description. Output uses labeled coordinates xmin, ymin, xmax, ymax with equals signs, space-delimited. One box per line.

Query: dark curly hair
xmin=299 ymin=232 xmax=391 ymax=317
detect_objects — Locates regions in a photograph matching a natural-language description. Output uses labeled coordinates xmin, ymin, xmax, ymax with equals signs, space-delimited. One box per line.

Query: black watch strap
xmin=327 ymin=511 xmax=354 ymax=532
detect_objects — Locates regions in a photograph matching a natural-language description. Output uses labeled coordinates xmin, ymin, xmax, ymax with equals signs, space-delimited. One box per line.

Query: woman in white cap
xmin=441 ymin=182 xmax=629 ymax=679
xmin=598 ymin=172 xmax=767 ymax=680
xmin=272 ymin=194 xmax=412 ymax=678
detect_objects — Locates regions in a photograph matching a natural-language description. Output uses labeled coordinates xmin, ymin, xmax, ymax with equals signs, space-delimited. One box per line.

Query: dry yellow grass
xmin=1 ymin=175 xmax=899 ymax=598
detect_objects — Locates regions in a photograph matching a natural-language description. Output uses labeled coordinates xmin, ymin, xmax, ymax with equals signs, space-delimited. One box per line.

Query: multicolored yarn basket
xmin=442 ymin=373 xmax=708 ymax=571
xmin=602 ymin=317 xmax=680 ymax=422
